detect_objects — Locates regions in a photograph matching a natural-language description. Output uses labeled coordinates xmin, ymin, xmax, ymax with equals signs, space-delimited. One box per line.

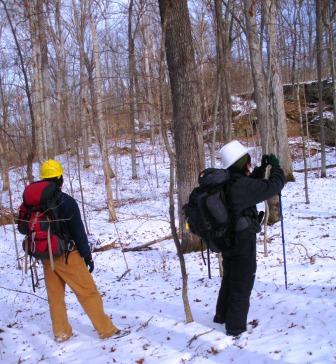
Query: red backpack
xmin=18 ymin=181 xmax=65 ymax=261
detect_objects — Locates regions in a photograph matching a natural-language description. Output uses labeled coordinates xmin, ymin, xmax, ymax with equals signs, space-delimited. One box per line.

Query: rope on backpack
xmin=24 ymin=237 xmax=29 ymax=274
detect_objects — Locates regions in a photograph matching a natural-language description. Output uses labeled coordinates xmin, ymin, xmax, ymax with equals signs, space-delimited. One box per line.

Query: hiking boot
xmin=99 ymin=325 xmax=121 ymax=340
xmin=226 ymin=328 xmax=245 ymax=337
xmin=54 ymin=333 xmax=72 ymax=343
xmin=213 ymin=314 xmax=225 ymax=324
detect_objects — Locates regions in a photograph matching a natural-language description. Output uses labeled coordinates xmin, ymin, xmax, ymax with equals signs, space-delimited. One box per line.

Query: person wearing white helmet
xmin=214 ymin=140 xmax=285 ymax=337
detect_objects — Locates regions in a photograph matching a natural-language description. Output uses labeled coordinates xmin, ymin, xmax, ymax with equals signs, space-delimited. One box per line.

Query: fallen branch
xmin=136 ymin=316 xmax=153 ymax=332
xmin=187 ymin=329 xmax=214 ymax=348
xmin=122 ymin=235 xmax=172 ymax=252
xmin=297 ymin=215 xmax=336 ymax=220
xmin=117 ymin=268 xmax=131 ymax=282
xmin=93 ymin=240 xmax=120 ymax=252
xmin=294 ymin=164 xmax=336 ymax=173
xmin=0 ymin=286 xmax=47 ymax=301
xmin=291 ymin=243 xmax=335 ymax=263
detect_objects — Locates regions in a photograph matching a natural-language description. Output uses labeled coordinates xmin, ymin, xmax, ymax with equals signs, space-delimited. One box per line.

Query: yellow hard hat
xmin=40 ymin=159 xmax=64 ymax=179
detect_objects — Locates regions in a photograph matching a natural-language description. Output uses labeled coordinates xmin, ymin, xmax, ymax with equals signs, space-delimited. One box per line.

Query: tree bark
xmin=215 ymin=0 xmax=233 ymax=143
xmin=24 ymin=0 xmax=46 ymax=161
xmin=3 ymin=0 xmax=35 ymax=181
xmin=37 ymin=0 xmax=53 ymax=158
xmin=53 ymin=0 xmax=69 ymax=154
xmin=315 ymin=0 xmax=327 ymax=177
xmin=73 ymin=0 xmax=91 ymax=168
xmin=0 ymin=73 xmax=9 ymax=191
xmin=158 ymin=0 xmax=205 ymax=253
xmin=325 ymin=1 xmax=336 ymax=149
xmin=244 ymin=0 xmax=273 ymax=154
xmin=128 ymin=0 xmax=137 ymax=179
xmin=265 ymin=0 xmax=293 ymax=180
xmin=89 ymin=16 xmax=117 ymax=221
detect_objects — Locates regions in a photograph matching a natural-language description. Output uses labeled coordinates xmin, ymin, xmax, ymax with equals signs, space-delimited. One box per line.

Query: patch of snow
xmin=0 ymin=138 xmax=336 ymax=363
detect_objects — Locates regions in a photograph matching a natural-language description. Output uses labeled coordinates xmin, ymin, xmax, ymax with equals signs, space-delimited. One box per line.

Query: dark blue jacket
xmin=57 ymin=192 xmax=91 ymax=259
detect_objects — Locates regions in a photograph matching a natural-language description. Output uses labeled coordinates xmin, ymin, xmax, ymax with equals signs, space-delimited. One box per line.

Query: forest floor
xmin=0 ymin=137 xmax=336 ymax=363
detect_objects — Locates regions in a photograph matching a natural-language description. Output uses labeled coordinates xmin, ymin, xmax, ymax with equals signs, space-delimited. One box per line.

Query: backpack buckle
xmin=67 ymin=240 xmax=76 ymax=252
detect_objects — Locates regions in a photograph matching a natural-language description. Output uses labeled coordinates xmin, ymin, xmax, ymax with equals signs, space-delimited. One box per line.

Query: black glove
xmin=258 ymin=211 xmax=265 ymax=223
xmin=84 ymin=255 xmax=94 ymax=273
xmin=261 ymin=154 xmax=269 ymax=168
xmin=268 ymin=153 xmax=280 ymax=167
xmin=251 ymin=166 xmax=265 ymax=179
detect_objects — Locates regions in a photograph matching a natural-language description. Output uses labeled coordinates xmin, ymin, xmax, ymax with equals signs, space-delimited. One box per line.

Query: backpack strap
xmin=200 ymin=239 xmax=212 ymax=279
xmin=29 ymin=258 xmax=36 ymax=293
xmin=47 ymin=194 xmax=73 ymax=252
xmin=222 ymin=177 xmax=238 ymax=242
xmin=200 ymin=240 xmax=206 ymax=266
xmin=64 ymin=240 xmax=76 ymax=264
xmin=206 ymin=244 xmax=211 ymax=279
xmin=46 ymin=218 xmax=55 ymax=271
xmin=24 ymin=237 xmax=29 ymax=274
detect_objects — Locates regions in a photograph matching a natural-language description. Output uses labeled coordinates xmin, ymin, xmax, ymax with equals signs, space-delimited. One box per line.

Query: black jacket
xmin=223 ymin=165 xmax=285 ymax=256
xmin=230 ymin=165 xmax=285 ymax=217
xmin=57 ymin=192 xmax=91 ymax=259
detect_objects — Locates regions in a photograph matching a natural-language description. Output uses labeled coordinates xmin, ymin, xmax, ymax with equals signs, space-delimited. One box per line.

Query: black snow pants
xmin=215 ymin=229 xmax=257 ymax=335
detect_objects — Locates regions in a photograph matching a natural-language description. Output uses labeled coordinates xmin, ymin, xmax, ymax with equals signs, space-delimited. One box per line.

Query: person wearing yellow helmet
xmin=39 ymin=159 xmax=64 ymax=179
xmin=36 ymin=159 xmax=120 ymax=342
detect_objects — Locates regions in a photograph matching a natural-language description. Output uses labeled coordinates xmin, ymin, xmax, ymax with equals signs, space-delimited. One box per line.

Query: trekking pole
xmin=278 ymin=193 xmax=288 ymax=290
xmin=30 ymin=264 xmax=36 ymax=293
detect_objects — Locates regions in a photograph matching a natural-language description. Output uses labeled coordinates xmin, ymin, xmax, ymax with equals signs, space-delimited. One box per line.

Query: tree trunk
xmin=315 ymin=0 xmax=327 ymax=177
xmin=265 ymin=0 xmax=293 ymax=181
xmin=143 ymin=16 xmax=156 ymax=145
xmin=215 ymin=0 xmax=233 ymax=144
xmin=325 ymin=1 xmax=336 ymax=148
xmin=89 ymin=16 xmax=117 ymax=221
xmin=158 ymin=0 xmax=205 ymax=253
xmin=296 ymin=84 xmax=310 ymax=204
xmin=73 ymin=0 xmax=91 ymax=168
xmin=37 ymin=0 xmax=53 ymax=158
xmin=54 ymin=0 xmax=68 ymax=154
xmin=244 ymin=0 xmax=273 ymax=154
xmin=24 ymin=0 xmax=46 ymax=161
xmin=4 ymin=0 xmax=35 ymax=181
xmin=169 ymin=155 xmax=193 ymax=323
xmin=0 ymin=73 xmax=9 ymax=191
xmin=128 ymin=0 xmax=137 ymax=179
xmin=245 ymin=0 xmax=291 ymax=224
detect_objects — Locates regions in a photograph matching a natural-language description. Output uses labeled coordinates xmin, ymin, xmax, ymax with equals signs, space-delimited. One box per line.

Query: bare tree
xmin=128 ymin=0 xmax=137 ymax=179
xmin=323 ymin=1 xmax=336 ymax=149
xmin=72 ymin=0 xmax=91 ymax=168
xmin=214 ymin=0 xmax=233 ymax=143
xmin=158 ymin=0 xmax=207 ymax=322
xmin=244 ymin=0 xmax=272 ymax=154
xmin=51 ymin=0 xmax=70 ymax=154
xmin=244 ymin=0 xmax=294 ymax=223
xmin=2 ymin=0 xmax=36 ymax=181
xmin=158 ymin=0 xmax=205 ymax=253
xmin=0 ymin=72 xmax=9 ymax=191
xmin=315 ymin=0 xmax=327 ymax=177
xmin=265 ymin=0 xmax=293 ymax=180
xmin=88 ymin=14 xmax=117 ymax=221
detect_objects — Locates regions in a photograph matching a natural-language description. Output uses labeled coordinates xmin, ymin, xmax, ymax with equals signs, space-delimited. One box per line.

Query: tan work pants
xmin=43 ymin=251 xmax=118 ymax=339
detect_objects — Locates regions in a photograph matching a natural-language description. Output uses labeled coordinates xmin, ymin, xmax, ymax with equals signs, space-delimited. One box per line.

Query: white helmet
xmin=219 ymin=140 xmax=253 ymax=169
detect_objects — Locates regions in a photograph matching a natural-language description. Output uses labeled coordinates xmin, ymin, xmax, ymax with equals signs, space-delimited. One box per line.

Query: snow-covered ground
xmin=0 ymin=139 xmax=336 ymax=364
